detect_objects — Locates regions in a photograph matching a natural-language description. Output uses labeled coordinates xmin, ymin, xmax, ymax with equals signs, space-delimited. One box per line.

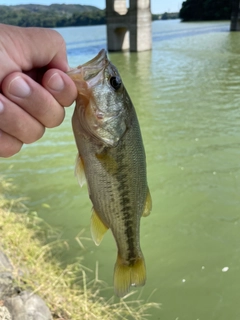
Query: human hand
xmin=0 ymin=24 xmax=77 ymax=158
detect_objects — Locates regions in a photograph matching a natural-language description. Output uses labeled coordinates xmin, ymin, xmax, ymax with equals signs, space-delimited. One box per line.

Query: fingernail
xmin=8 ymin=77 xmax=31 ymax=98
xmin=47 ymin=73 xmax=65 ymax=91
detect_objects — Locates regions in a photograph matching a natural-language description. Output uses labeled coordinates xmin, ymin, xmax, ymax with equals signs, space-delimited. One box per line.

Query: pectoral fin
xmin=91 ymin=209 xmax=109 ymax=246
xmin=142 ymin=188 xmax=152 ymax=217
xmin=75 ymin=154 xmax=86 ymax=187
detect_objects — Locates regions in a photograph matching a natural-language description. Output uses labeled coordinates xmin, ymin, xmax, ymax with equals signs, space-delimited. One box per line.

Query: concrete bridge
xmin=106 ymin=0 xmax=152 ymax=52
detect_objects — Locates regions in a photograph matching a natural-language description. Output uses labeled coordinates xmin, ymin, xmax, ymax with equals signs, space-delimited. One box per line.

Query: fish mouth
xmin=82 ymin=49 xmax=108 ymax=69
xmin=67 ymin=49 xmax=109 ymax=82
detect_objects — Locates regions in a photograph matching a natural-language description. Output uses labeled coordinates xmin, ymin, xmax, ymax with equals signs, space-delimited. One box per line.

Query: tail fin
xmin=114 ymin=254 xmax=146 ymax=298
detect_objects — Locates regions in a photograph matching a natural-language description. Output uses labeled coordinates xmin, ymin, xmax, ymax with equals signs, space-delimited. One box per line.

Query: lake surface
xmin=2 ymin=20 xmax=240 ymax=320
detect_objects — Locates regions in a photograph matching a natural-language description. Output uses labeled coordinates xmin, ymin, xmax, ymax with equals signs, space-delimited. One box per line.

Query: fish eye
xmin=109 ymin=76 xmax=122 ymax=90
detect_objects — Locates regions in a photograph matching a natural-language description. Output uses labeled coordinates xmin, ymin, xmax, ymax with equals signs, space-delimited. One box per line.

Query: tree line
xmin=0 ymin=5 xmax=106 ymax=27
xmin=179 ymin=0 xmax=232 ymax=21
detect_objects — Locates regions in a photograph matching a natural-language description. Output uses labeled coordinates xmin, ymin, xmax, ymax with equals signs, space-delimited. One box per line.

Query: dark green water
xmin=2 ymin=20 xmax=240 ymax=320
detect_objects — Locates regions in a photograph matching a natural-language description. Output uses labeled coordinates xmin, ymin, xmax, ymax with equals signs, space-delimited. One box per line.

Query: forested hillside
xmin=0 ymin=4 xmax=105 ymax=27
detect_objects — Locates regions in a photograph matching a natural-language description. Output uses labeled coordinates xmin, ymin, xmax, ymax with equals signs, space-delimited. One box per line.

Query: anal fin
xmin=142 ymin=187 xmax=152 ymax=217
xmin=91 ymin=209 xmax=109 ymax=246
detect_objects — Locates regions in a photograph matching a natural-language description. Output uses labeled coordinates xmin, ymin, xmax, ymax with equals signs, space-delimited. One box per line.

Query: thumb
xmin=42 ymin=69 xmax=78 ymax=107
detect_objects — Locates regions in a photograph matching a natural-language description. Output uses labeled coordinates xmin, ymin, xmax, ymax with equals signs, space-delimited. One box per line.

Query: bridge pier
xmin=106 ymin=0 xmax=152 ymax=52
xmin=230 ymin=0 xmax=240 ymax=31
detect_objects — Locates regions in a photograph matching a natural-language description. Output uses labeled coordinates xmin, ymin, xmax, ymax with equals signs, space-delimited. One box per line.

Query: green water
xmin=2 ymin=20 xmax=240 ymax=319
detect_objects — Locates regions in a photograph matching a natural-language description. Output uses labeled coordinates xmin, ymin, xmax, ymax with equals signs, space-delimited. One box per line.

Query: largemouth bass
xmin=68 ymin=49 xmax=152 ymax=297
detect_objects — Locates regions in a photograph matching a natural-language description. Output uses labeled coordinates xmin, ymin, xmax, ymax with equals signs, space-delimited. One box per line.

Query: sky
xmin=0 ymin=0 xmax=183 ymax=14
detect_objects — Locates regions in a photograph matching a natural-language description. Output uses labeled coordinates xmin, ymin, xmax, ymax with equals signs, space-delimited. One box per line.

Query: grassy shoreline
xmin=0 ymin=176 xmax=159 ymax=319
